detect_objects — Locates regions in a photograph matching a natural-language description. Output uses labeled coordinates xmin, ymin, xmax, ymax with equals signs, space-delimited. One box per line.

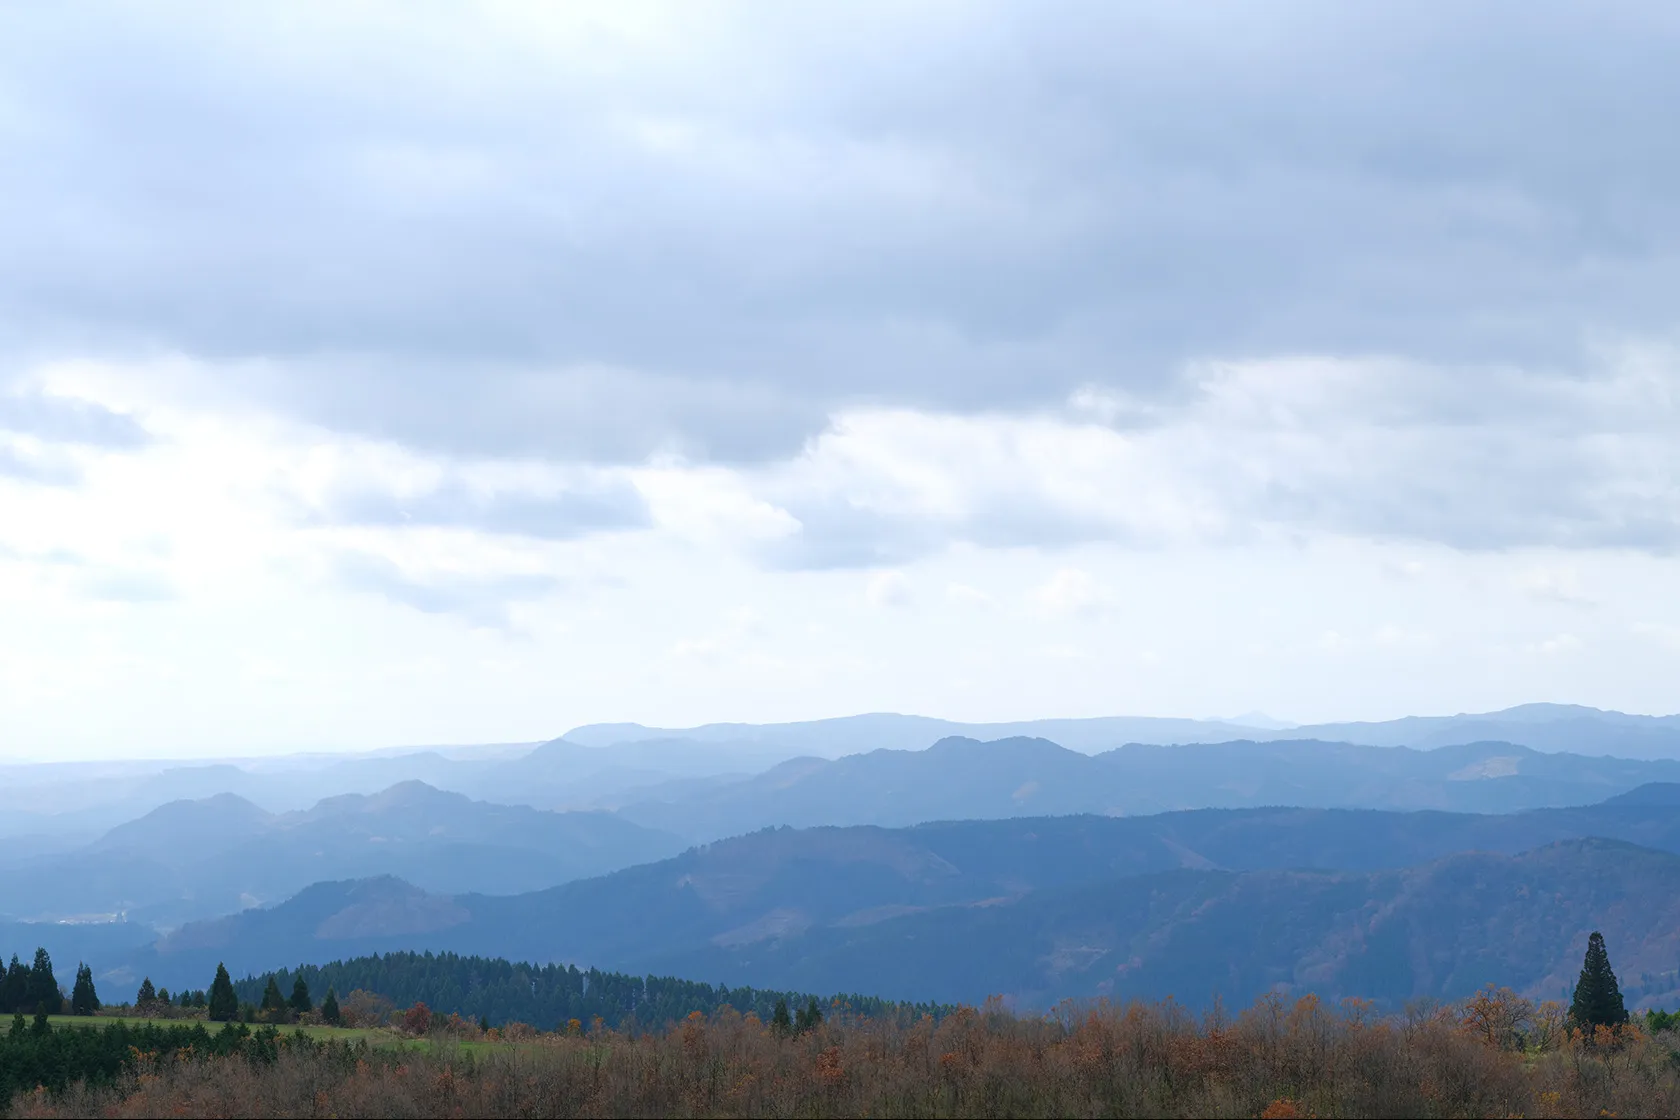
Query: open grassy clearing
xmin=41 ymin=1016 xmax=414 ymax=1046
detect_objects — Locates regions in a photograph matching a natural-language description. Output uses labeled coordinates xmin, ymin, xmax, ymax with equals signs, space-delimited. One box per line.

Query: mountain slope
xmin=616 ymin=736 xmax=1680 ymax=841
xmin=0 ymin=782 xmax=686 ymax=926
xmin=652 ymin=839 xmax=1680 ymax=1009
xmin=124 ymin=798 xmax=1680 ymax=1002
xmin=565 ymin=704 xmax=1680 ymax=758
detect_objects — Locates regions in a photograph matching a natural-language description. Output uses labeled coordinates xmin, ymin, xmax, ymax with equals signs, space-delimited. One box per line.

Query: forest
xmin=7 ymin=987 xmax=1680 ymax=1118
xmin=228 ymin=950 xmax=951 ymax=1030
xmin=2 ymin=934 xmax=1674 ymax=1117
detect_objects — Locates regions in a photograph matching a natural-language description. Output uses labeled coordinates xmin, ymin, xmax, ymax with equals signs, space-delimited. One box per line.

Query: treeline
xmin=0 ymin=953 xmax=65 ymax=1016
xmin=0 ymin=1016 xmax=292 ymax=1101
xmin=12 ymin=991 xmax=1680 ymax=1118
xmin=231 ymin=950 xmax=950 ymax=1030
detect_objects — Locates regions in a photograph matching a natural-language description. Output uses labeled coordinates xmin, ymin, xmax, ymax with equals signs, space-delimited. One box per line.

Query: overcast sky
xmin=3 ymin=1 xmax=1679 ymax=759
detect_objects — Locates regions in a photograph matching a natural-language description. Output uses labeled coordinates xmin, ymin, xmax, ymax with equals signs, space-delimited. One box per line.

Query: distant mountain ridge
xmin=0 ymin=782 xmax=685 ymax=927
xmin=102 ymin=791 xmax=1680 ymax=1008
xmin=613 ymin=735 xmax=1680 ymax=842
xmin=566 ymin=703 xmax=1680 ymax=760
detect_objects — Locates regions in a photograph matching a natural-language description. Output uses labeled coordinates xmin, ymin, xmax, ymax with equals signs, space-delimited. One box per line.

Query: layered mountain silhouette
xmin=98 ymin=791 xmax=1680 ymax=1008
xmin=614 ymin=736 xmax=1680 ymax=841
xmin=0 ymin=782 xmax=684 ymax=926
xmin=566 ymin=704 xmax=1680 ymax=759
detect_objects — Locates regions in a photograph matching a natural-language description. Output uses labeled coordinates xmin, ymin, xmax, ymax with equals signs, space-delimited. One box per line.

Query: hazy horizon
xmin=7 ymin=701 xmax=1680 ymax=765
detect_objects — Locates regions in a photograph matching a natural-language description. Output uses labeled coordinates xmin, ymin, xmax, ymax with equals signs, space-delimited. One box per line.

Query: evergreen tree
xmin=27 ymin=948 xmax=62 ymax=1015
xmin=1571 ymin=931 xmax=1630 ymax=1030
xmin=207 ymin=963 xmax=238 ymax=1022
xmin=479 ymin=1014 xmax=490 ymax=1033
xmin=260 ymin=977 xmax=286 ymax=1014
xmin=320 ymin=987 xmax=341 ymax=1025
xmin=771 ymin=997 xmax=792 ymax=1036
xmin=136 ymin=977 xmax=157 ymax=1006
xmin=70 ymin=964 xmax=99 ymax=1016
xmin=290 ymin=975 xmax=312 ymax=1014
xmin=0 ymin=955 xmax=25 ymax=1014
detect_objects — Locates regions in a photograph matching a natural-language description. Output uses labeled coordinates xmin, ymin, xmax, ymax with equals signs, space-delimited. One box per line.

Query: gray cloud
xmin=0 ymin=392 xmax=149 ymax=448
xmin=3 ymin=2 xmax=1678 ymax=464
xmin=76 ymin=569 xmax=177 ymax=603
xmin=323 ymin=476 xmax=650 ymax=540
xmin=331 ymin=552 xmax=561 ymax=627
xmin=0 ymin=444 xmax=79 ymax=486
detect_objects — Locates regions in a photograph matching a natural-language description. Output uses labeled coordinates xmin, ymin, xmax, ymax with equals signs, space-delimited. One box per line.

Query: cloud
xmin=330 ymin=551 xmax=560 ymax=627
xmin=1526 ymin=633 xmax=1582 ymax=656
xmin=0 ymin=392 xmax=149 ymax=449
xmin=75 ymin=569 xmax=177 ymax=603
xmin=732 ymin=349 xmax=1680 ymax=566
xmin=865 ymin=570 xmax=911 ymax=608
xmin=1513 ymin=565 xmax=1596 ymax=606
xmin=0 ymin=443 xmax=79 ymax=486
xmin=666 ymin=607 xmax=764 ymax=662
xmin=3 ymin=3 xmax=1679 ymax=464
xmin=1031 ymin=568 xmax=1115 ymax=618
xmin=322 ymin=475 xmax=650 ymax=540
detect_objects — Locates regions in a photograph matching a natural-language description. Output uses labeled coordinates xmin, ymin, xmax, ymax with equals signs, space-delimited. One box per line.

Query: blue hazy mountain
xmin=0 ymin=781 xmax=684 ymax=927
xmin=94 ymin=791 xmax=1680 ymax=1008
xmin=567 ymin=704 xmax=1680 ymax=759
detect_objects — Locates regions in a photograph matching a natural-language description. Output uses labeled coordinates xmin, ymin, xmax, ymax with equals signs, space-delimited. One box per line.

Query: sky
xmin=2 ymin=1 xmax=1679 ymax=759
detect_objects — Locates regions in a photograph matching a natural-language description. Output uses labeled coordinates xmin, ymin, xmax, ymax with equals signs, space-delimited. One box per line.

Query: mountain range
xmin=0 ymin=782 xmax=684 ymax=926
xmin=85 ymin=788 xmax=1680 ymax=1008
xmin=615 ymin=735 xmax=1680 ymax=841
xmin=567 ymin=704 xmax=1680 ymax=759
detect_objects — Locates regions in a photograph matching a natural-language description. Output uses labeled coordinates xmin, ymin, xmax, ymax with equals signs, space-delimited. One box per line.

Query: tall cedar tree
xmin=207 ymin=963 xmax=238 ymax=1022
xmin=136 ymin=977 xmax=156 ymax=1006
xmin=261 ymin=976 xmax=287 ymax=1014
xmin=70 ymin=963 xmax=99 ymax=1015
xmin=27 ymin=948 xmax=62 ymax=1015
xmin=1571 ymin=931 xmax=1629 ymax=1029
xmin=320 ymin=987 xmax=341 ymax=1025
xmin=290 ymin=975 xmax=312 ymax=1014
xmin=771 ymin=998 xmax=792 ymax=1035
xmin=0 ymin=955 xmax=25 ymax=1013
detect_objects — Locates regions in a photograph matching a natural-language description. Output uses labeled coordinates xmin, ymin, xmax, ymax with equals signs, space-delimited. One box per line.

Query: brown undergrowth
xmin=10 ymin=988 xmax=1679 ymax=1118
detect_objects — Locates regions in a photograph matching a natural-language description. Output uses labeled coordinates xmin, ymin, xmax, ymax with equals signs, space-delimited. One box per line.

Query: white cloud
xmin=1513 ymin=565 xmax=1596 ymax=606
xmin=865 ymin=570 xmax=911 ymax=609
xmin=1527 ymin=633 xmax=1582 ymax=656
xmin=1030 ymin=568 xmax=1116 ymax=619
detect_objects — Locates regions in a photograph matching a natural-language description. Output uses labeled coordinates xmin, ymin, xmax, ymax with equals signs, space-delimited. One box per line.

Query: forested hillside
xmin=230 ymin=951 xmax=946 ymax=1029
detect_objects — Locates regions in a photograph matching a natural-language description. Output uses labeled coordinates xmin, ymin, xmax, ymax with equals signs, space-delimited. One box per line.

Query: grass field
xmin=41 ymin=1015 xmax=415 ymax=1046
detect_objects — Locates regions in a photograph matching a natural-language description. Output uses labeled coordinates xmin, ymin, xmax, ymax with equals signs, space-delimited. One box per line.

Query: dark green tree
xmin=70 ymin=964 xmax=99 ymax=1016
xmin=136 ymin=977 xmax=156 ymax=1006
xmin=27 ymin=948 xmax=62 ymax=1015
xmin=207 ymin=963 xmax=238 ymax=1022
xmin=157 ymin=987 xmax=170 ymax=1005
xmin=320 ymin=987 xmax=341 ymax=1025
xmin=771 ymin=997 xmax=792 ymax=1036
xmin=1570 ymin=931 xmax=1629 ymax=1030
xmin=260 ymin=977 xmax=286 ymax=1014
xmin=0 ymin=955 xmax=25 ymax=1013
xmin=290 ymin=975 xmax=312 ymax=1015
xmin=478 ymin=1014 xmax=490 ymax=1033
